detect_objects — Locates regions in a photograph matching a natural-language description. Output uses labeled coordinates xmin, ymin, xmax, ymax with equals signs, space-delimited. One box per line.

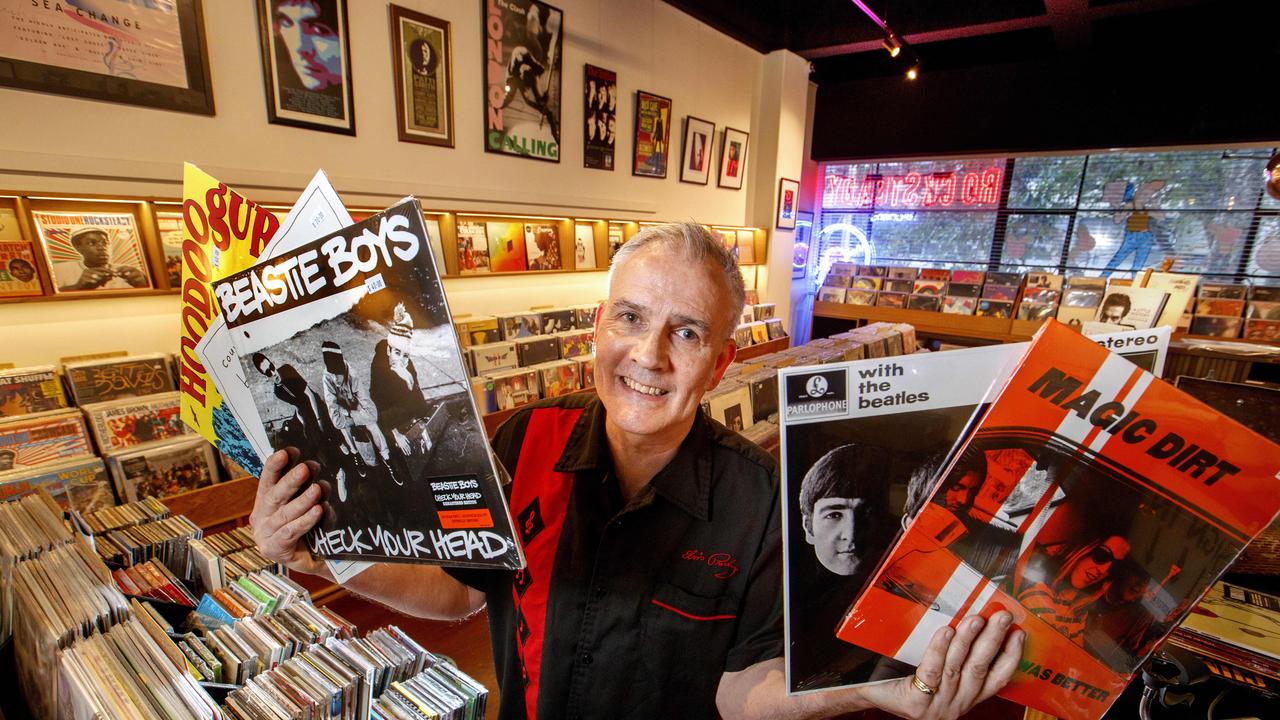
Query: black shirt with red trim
xmin=445 ymin=391 xmax=783 ymax=720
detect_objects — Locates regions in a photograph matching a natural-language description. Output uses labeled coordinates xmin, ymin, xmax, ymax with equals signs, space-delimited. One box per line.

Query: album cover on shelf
xmin=985 ymin=271 xmax=1023 ymax=287
xmin=905 ymin=294 xmax=942 ymax=312
xmin=574 ymin=224 xmax=597 ymax=269
xmin=822 ymin=272 xmax=853 ymax=289
xmin=947 ymin=282 xmax=982 ymax=298
xmin=535 ymin=360 xmax=582 ymax=399
xmin=817 ymin=287 xmax=846 ymax=304
xmin=82 ymin=391 xmax=187 ymax=453
xmin=1189 ymin=316 xmax=1243 ymax=338
xmin=877 ymin=292 xmax=907 ymax=308
xmin=524 ymin=222 xmax=562 ymax=271
xmin=491 ymin=367 xmax=540 ymax=411
xmin=859 ymin=265 xmax=888 ymax=278
xmin=62 ymin=352 xmax=175 ymax=406
xmin=887 ymin=267 xmax=918 ymax=281
xmin=707 ymin=384 xmax=752 ymax=433
xmin=982 ymin=284 xmax=1019 ymax=302
xmin=1250 ymin=285 xmax=1280 ymax=302
xmin=515 ymin=335 xmax=561 ymax=367
xmin=486 ymin=221 xmax=528 ymax=272
xmin=456 ymin=220 xmax=491 ymax=274
xmin=912 ymin=279 xmax=946 ymax=296
xmin=497 ymin=311 xmax=544 ymax=339
xmin=754 ymin=303 xmax=777 ymax=321
xmin=0 ymin=408 xmax=93 ymax=471
xmin=1017 ymin=302 xmax=1058 ymax=322
xmin=1243 ymin=319 xmax=1280 ymax=341
xmin=829 ymin=261 xmax=857 ymax=275
xmin=851 ymin=277 xmax=882 ymax=291
xmin=1198 ymin=283 xmax=1248 ymax=300
xmin=835 ymin=321 xmax=1279 ymax=720
xmin=572 ymin=354 xmax=596 ymax=389
xmin=976 ymin=299 xmax=1013 ymax=318
xmin=943 ymin=296 xmax=977 ymax=315
xmin=1144 ymin=272 xmax=1199 ymax=328
xmin=0 ymin=366 xmax=68 ymax=417
xmin=1195 ymin=298 xmax=1246 ymax=317
xmin=919 ymin=268 xmax=950 ymax=281
xmin=734 ymin=324 xmax=754 ymax=347
xmin=212 ymin=199 xmax=523 ymax=569
xmin=557 ymin=329 xmax=594 ymax=359
xmin=570 ymin=303 xmax=599 ymax=329
xmin=766 ymin=318 xmax=787 ymax=340
xmin=883 ymin=279 xmax=913 ymax=295
xmin=102 ymin=436 xmax=218 ymax=503
xmin=0 ymin=455 xmax=114 ymax=512
xmin=1245 ymin=300 xmax=1280 ymax=319
xmin=749 ymin=320 xmax=771 ymax=345
xmin=845 ymin=290 xmax=877 ymax=306
xmin=950 ymin=269 xmax=985 ymax=285
xmin=746 ymin=371 xmax=778 ymax=424
xmin=469 ymin=340 xmax=519 ymax=377
xmin=1058 ymin=286 xmax=1106 ymax=325
xmin=538 ymin=307 xmax=576 ymax=334
xmin=1025 ymin=272 xmax=1063 ymax=291
xmin=453 ymin=315 xmax=501 ymax=348
xmin=1021 ymin=287 xmax=1061 ymax=306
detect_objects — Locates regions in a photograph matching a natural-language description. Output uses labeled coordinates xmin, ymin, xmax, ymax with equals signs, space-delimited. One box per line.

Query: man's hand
xmin=392 ymin=428 xmax=412 ymax=455
xmin=249 ymin=450 xmax=325 ymax=575
xmin=860 ymin=611 xmax=1024 ymax=720
xmin=69 ymin=267 xmax=112 ymax=290
xmin=116 ymin=265 xmax=149 ymax=287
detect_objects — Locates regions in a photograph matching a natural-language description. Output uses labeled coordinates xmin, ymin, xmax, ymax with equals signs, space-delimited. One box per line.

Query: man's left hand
xmin=860 ymin=611 xmax=1023 ymax=720
xmin=117 ymin=265 xmax=149 ymax=288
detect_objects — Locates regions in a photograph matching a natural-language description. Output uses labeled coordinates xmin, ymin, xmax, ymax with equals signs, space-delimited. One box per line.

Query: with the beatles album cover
xmin=213 ymin=199 xmax=524 ymax=570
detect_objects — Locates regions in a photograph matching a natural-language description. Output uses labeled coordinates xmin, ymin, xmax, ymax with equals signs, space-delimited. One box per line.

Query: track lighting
xmin=882 ymin=33 xmax=901 ymax=57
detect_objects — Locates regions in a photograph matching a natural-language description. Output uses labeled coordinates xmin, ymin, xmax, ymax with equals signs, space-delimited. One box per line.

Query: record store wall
xmin=0 ymin=0 xmax=805 ymax=367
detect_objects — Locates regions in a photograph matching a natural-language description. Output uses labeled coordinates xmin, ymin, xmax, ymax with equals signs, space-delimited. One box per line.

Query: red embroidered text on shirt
xmin=681 ymin=549 xmax=739 ymax=579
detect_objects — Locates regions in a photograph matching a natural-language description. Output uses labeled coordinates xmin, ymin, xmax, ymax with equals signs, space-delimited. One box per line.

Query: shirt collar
xmin=554 ymin=395 xmax=713 ymax=521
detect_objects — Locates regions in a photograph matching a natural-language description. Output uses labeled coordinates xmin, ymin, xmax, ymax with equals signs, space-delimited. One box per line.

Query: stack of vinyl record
xmin=0 ymin=489 xmax=73 ymax=642
xmin=1166 ymin=581 xmax=1280 ymax=695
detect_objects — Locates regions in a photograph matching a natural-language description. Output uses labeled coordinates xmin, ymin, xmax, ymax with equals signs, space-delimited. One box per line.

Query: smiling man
xmin=250 ymin=223 xmax=1022 ymax=720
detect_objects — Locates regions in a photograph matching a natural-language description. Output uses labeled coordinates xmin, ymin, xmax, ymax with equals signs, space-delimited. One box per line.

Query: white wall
xmin=0 ymin=0 xmax=807 ymax=367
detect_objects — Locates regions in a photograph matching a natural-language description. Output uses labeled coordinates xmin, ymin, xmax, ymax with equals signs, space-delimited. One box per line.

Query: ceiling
xmin=660 ymin=0 xmax=1259 ymax=83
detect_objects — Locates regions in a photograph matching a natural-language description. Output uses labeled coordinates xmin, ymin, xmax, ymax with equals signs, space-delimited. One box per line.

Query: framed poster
xmin=680 ymin=116 xmax=715 ymax=185
xmin=390 ymin=5 xmax=454 ymax=147
xmin=574 ymin=224 xmax=597 ymax=269
xmin=718 ymin=126 xmax=750 ymax=190
xmin=30 ymin=211 xmax=153 ymax=295
xmin=256 ymin=0 xmax=356 ymax=135
xmin=155 ymin=212 xmax=185 ymax=288
xmin=0 ymin=204 xmax=42 ymax=299
xmin=0 ymin=0 xmax=214 ymax=115
xmin=583 ymin=64 xmax=617 ymax=170
xmin=777 ymin=178 xmax=800 ymax=229
xmin=482 ymin=0 xmax=563 ymax=162
xmin=633 ymin=90 xmax=673 ymax=178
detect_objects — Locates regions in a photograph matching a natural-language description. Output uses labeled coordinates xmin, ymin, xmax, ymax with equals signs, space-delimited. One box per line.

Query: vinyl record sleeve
xmin=104 ymin=436 xmax=219 ymax=504
xmin=63 ymin=353 xmax=175 ymax=406
xmin=82 ymin=391 xmax=187 ymax=453
xmin=0 ymin=366 xmax=68 ymax=417
xmin=835 ymin=321 xmax=1280 ymax=720
xmin=0 ymin=408 xmax=93 ymax=470
xmin=0 ymin=456 xmax=114 ymax=513
xmin=777 ymin=326 xmax=1171 ymax=696
xmin=213 ymin=199 xmax=524 ymax=569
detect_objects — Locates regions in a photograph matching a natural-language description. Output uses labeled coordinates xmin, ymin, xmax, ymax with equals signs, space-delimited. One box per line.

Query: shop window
xmin=1069 ymin=210 xmax=1251 ymax=276
xmin=1000 ymin=213 xmax=1069 ymax=271
xmin=1007 ymin=156 xmax=1086 ymax=209
xmin=1248 ymin=216 xmax=1280 ymax=284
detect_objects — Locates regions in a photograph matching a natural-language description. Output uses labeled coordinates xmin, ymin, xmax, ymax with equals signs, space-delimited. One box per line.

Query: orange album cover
xmin=836 ymin=320 xmax=1280 ymax=720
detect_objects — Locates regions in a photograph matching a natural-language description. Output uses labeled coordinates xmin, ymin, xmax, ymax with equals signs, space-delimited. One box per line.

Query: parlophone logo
xmin=785 ymin=369 xmax=848 ymax=420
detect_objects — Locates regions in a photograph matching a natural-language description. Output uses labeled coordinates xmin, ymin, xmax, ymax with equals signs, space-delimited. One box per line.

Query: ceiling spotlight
xmin=905 ymin=64 xmax=919 ymax=80
xmin=882 ymin=33 xmax=901 ymax=57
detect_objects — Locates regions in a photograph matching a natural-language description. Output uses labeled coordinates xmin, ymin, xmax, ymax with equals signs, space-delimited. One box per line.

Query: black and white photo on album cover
xmin=214 ymin=199 xmax=522 ymax=569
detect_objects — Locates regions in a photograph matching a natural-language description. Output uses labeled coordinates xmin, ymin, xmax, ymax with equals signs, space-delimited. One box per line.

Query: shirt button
xmin=581 ymin=652 xmax=593 ymax=665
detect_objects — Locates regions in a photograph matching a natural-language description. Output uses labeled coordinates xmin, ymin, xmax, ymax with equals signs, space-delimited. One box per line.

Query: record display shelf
xmin=812 ymin=301 xmax=1019 ymax=344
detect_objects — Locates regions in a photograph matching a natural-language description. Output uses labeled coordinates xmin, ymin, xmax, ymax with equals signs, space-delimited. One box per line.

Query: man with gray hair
xmin=249 ymin=222 xmax=1022 ymax=720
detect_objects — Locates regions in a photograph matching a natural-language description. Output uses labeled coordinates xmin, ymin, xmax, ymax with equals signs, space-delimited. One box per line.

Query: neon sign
xmin=823 ymin=166 xmax=1004 ymax=209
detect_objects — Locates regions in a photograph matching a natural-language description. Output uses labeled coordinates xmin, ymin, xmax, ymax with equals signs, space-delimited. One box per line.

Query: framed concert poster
xmin=718 ymin=126 xmax=750 ymax=190
xmin=777 ymin=178 xmax=800 ymax=229
xmin=255 ymin=0 xmax=356 ymax=135
xmin=633 ymin=90 xmax=672 ymax=178
xmin=482 ymin=0 xmax=563 ymax=162
xmin=390 ymin=5 xmax=454 ymax=147
xmin=680 ymin=116 xmax=715 ymax=185
xmin=0 ymin=0 xmax=214 ymax=115
xmin=583 ymin=64 xmax=617 ymax=170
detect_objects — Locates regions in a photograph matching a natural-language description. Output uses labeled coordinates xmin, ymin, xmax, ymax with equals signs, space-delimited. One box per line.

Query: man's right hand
xmin=249 ymin=450 xmax=325 ymax=575
xmin=71 ymin=267 xmax=113 ymax=290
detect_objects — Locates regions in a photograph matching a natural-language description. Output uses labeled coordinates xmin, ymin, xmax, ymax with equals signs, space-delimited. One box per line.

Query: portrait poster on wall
xmin=633 ymin=90 xmax=673 ymax=178
xmin=390 ymin=5 xmax=454 ymax=147
xmin=0 ymin=0 xmax=215 ymax=114
xmin=156 ymin=212 xmax=185 ymax=287
xmin=680 ymin=116 xmax=715 ymax=185
xmin=777 ymin=178 xmax=800 ymax=229
xmin=482 ymin=0 xmax=563 ymax=162
xmin=583 ymin=64 xmax=617 ymax=170
xmin=0 ymin=205 xmax=41 ymax=299
xmin=719 ymin=126 xmax=750 ymax=190
xmin=255 ymin=0 xmax=356 ymax=134
xmin=30 ymin=211 xmax=152 ymax=296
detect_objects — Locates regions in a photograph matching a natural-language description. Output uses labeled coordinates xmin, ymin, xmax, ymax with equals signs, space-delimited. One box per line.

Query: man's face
xmin=388 ymin=336 xmax=411 ymax=371
xmin=9 ymin=260 xmax=34 ymax=282
xmin=0 ymin=452 xmax=13 ymax=471
xmin=275 ymin=1 xmax=342 ymax=91
xmin=73 ymin=231 xmax=110 ymax=267
xmin=256 ymin=358 xmax=278 ymax=383
xmin=1100 ymin=303 xmax=1127 ymax=324
xmin=805 ymin=497 xmax=866 ymax=576
xmin=594 ymin=244 xmax=735 ymax=447
xmin=944 ymin=471 xmax=980 ymax=512
xmin=1069 ymin=536 xmax=1130 ymax=590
